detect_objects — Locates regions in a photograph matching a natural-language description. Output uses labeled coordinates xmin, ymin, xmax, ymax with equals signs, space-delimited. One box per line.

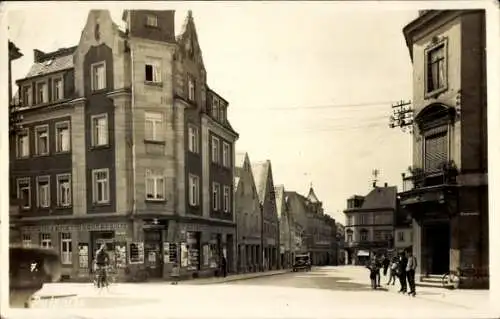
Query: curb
xmin=194 ymin=270 xmax=293 ymax=285
xmin=33 ymin=293 xmax=78 ymax=300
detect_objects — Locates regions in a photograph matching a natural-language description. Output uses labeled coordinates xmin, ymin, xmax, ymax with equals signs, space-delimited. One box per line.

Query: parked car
xmin=292 ymin=254 xmax=311 ymax=272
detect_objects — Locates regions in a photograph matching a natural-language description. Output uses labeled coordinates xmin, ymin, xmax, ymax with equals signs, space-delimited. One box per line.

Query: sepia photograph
xmin=2 ymin=1 xmax=499 ymax=318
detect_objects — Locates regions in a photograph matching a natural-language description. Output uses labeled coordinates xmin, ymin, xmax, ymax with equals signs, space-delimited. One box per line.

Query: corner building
xmin=399 ymin=10 xmax=488 ymax=288
xmin=11 ymin=9 xmax=238 ymax=281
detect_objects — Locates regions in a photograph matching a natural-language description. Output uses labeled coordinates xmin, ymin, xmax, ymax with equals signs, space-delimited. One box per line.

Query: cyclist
xmin=95 ymin=244 xmax=110 ymax=288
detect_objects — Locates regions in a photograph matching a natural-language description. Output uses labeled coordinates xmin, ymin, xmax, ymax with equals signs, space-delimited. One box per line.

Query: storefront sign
xmin=115 ymin=242 xmax=127 ymax=269
xmin=460 ymin=211 xmax=479 ymax=216
xmin=22 ymin=223 xmax=128 ymax=233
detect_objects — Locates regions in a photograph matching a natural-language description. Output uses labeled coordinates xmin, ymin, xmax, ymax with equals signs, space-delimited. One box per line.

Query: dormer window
xmin=219 ymin=102 xmax=226 ymax=123
xmin=187 ymin=76 xmax=196 ymax=101
xmin=52 ymin=77 xmax=63 ymax=101
xmin=21 ymin=85 xmax=32 ymax=106
xmin=211 ymin=96 xmax=219 ymax=120
xmin=36 ymin=82 xmax=48 ymax=104
xmin=146 ymin=14 xmax=158 ymax=27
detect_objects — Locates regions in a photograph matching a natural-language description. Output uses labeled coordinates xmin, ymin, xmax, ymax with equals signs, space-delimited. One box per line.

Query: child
xmin=387 ymin=257 xmax=398 ymax=285
xmin=366 ymin=257 xmax=379 ymax=289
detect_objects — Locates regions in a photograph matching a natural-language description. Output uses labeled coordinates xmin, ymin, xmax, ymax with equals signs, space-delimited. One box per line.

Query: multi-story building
xmin=399 ymin=10 xmax=488 ymax=288
xmin=274 ymin=185 xmax=292 ymax=268
xmin=10 ymin=9 xmax=238 ymax=281
xmin=394 ymin=204 xmax=413 ymax=252
xmin=285 ymin=187 xmax=336 ymax=266
xmin=343 ymin=184 xmax=397 ymax=265
xmin=251 ymin=160 xmax=279 ymax=270
xmin=234 ymin=152 xmax=262 ymax=273
xmin=335 ymin=222 xmax=346 ymax=265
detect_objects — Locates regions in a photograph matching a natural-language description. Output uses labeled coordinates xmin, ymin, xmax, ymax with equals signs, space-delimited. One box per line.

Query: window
xmin=211 ymin=96 xmax=219 ymax=119
xmin=188 ymin=125 xmax=199 ymax=153
xmin=36 ymin=176 xmax=50 ymax=208
xmin=57 ymin=174 xmax=71 ymax=207
xmin=145 ymin=59 xmax=161 ymax=83
xmin=212 ymin=182 xmax=220 ymax=211
xmin=397 ymin=231 xmax=405 ymax=242
xmin=189 ymin=174 xmax=200 ymax=206
xmin=426 ymin=43 xmax=446 ymax=93
xmin=91 ymin=62 xmax=106 ymax=91
xmin=219 ymin=102 xmax=226 ymax=122
xmin=360 ymin=230 xmax=368 ymax=241
xmin=222 ymin=142 xmax=231 ymax=167
xmin=374 ymin=230 xmax=383 ymax=241
xmin=55 ymin=121 xmax=70 ymax=152
xmin=16 ymin=129 xmax=30 ymax=158
xmin=424 ymin=131 xmax=448 ymax=172
xmin=17 ymin=177 xmax=31 ymax=209
xmin=146 ymin=14 xmax=158 ymax=27
xmin=91 ymin=114 xmax=108 ymax=146
xmin=223 ymin=186 xmax=230 ymax=213
xmin=92 ymin=169 xmax=110 ymax=204
xmin=35 ymin=125 xmax=49 ymax=155
xmin=36 ymin=82 xmax=48 ymax=104
xmin=188 ymin=76 xmax=195 ymax=101
xmin=211 ymin=136 xmax=220 ymax=163
xmin=346 ymin=216 xmax=353 ymax=226
xmin=52 ymin=77 xmax=63 ymax=101
xmin=22 ymin=234 xmax=32 ymax=248
xmin=145 ymin=112 xmax=163 ymax=141
xmin=359 ymin=214 xmax=368 ymax=225
xmin=60 ymin=233 xmax=72 ymax=265
xmin=22 ymin=85 xmax=32 ymax=106
xmin=145 ymin=169 xmax=165 ymax=201
xmin=40 ymin=233 xmax=52 ymax=249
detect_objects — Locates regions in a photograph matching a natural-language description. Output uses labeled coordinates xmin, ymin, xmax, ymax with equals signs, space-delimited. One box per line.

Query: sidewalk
xmin=338 ymin=266 xmax=491 ymax=310
xmin=179 ymin=269 xmax=291 ymax=285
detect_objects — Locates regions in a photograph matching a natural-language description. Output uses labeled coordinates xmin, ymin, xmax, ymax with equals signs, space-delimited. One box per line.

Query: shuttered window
xmin=424 ymin=131 xmax=447 ymax=171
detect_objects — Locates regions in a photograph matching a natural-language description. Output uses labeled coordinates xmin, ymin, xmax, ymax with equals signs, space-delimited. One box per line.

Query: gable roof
xmin=234 ymin=176 xmax=241 ymax=193
xmin=235 ymin=152 xmax=247 ymax=169
xmin=359 ymin=186 xmax=398 ymax=210
xmin=251 ymin=160 xmax=271 ymax=204
xmin=274 ymin=185 xmax=285 ymax=218
xmin=307 ymin=187 xmax=320 ymax=203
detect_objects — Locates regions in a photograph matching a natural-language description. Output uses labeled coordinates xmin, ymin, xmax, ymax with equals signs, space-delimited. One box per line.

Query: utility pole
xmin=372 ymin=169 xmax=379 ymax=188
xmin=389 ymin=100 xmax=414 ymax=134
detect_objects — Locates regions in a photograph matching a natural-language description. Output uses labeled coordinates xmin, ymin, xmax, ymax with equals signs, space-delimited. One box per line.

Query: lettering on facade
xmin=22 ymin=223 xmax=128 ymax=233
xmin=460 ymin=211 xmax=479 ymax=216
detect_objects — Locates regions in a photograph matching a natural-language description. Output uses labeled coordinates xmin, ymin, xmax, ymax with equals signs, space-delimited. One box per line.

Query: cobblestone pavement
xmin=4 ymin=266 xmax=498 ymax=319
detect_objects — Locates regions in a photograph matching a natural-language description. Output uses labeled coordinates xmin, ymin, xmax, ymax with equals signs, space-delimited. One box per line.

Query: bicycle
xmin=441 ymin=269 xmax=460 ymax=289
xmin=93 ymin=265 xmax=113 ymax=293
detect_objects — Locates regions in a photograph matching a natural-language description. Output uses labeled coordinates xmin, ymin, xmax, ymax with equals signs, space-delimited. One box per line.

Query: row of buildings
xmin=344 ymin=9 xmax=488 ymax=289
xmin=8 ymin=9 xmax=338 ymax=282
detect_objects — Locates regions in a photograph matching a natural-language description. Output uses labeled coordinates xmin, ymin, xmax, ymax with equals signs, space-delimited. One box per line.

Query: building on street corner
xmin=234 ymin=152 xmax=262 ymax=273
xmin=394 ymin=201 xmax=413 ymax=253
xmin=10 ymin=9 xmax=239 ymax=282
xmin=343 ymin=183 xmax=397 ymax=265
xmin=398 ymin=9 xmax=488 ymax=288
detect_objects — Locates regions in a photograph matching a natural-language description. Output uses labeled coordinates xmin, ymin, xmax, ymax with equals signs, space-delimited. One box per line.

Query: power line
xmin=236 ymin=99 xmax=410 ymax=111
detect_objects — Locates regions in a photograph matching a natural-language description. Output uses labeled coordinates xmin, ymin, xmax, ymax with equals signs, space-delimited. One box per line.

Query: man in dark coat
xmin=397 ymin=251 xmax=408 ymax=293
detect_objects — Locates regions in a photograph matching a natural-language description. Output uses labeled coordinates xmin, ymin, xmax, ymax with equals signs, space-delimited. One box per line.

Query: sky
xmin=6 ymin=2 xmax=417 ymax=224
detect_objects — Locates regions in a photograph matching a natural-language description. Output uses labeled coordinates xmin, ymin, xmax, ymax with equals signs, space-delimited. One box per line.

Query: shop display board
xmin=129 ymin=242 xmax=144 ymax=264
xmin=180 ymin=243 xmax=188 ymax=267
xmin=163 ymin=242 xmax=170 ymax=263
xmin=78 ymin=243 xmax=89 ymax=269
xmin=169 ymin=243 xmax=178 ymax=264
xmin=115 ymin=242 xmax=127 ymax=269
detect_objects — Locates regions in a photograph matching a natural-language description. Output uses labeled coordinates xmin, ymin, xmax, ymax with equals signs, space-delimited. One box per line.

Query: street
xmin=4 ymin=266 xmax=496 ymax=319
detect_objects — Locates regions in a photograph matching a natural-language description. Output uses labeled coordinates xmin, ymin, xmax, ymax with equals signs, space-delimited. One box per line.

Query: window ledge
xmin=55 ymin=205 xmax=72 ymax=210
xmin=144 ymin=139 xmax=166 ymax=145
xmin=90 ymin=144 xmax=110 ymax=150
xmin=55 ymin=151 xmax=71 ymax=155
xmin=144 ymin=81 xmax=163 ymax=88
xmin=145 ymin=199 xmax=167 ymax=204
xmin=33 ymin=153 xmax=50 ymax=158
xmin=92 ymin=202 xmax=111 ymax=207
xmin=15 ymin=156 xmax=31 ymax=160
xmin=424 ymin=87 xmax=448 ymax=99
xmin=188 ymin=204 xmax=200 ymax=208
xmin=92 ymin=89 xmax=108 ymax=95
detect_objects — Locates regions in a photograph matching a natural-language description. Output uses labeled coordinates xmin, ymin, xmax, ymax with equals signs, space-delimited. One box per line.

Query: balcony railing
xmin=401 ymin=162 xmax=458 ymax=192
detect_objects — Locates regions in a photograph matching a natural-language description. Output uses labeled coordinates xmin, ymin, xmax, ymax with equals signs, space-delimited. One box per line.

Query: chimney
xmin=384 ymin=182 xmax=388 ymax=188
xmin=33 ymin=49 xmax=45 ymax=63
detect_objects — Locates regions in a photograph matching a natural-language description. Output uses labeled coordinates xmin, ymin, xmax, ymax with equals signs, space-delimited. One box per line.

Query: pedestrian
xmin=386 ymin=256 xmax=398 ymax=285
xmin=366 ymin=256 xmax=379 ymax=289
xmin=221 ymin=255 xmax=227 ymax=278
xmin=397 ymin=251 xmax=408 ymax=294
xmin=375 ymin=256 xmax=382 ymax=287
xmin=406 ymin=250 xmax=417 ymax=297
xmin=382 ymin=255 xmax=390 ymax=277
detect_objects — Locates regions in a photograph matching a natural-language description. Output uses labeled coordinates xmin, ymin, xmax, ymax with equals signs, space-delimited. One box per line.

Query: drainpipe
xmin=130 ymin=42 xmax=137 ymax=235
xmin=260 ymin=203 xmax=264 ymax=272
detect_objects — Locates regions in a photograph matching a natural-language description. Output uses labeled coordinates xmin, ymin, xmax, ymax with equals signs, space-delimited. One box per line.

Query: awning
xmin=357 ymin=250 xmax=370 ymax=257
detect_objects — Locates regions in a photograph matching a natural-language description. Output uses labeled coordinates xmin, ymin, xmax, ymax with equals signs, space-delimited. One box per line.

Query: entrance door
xmin=144 ymin=229 xmax=162 ymax=278
xmin=426 ymin=223 xmax=450 ymax=274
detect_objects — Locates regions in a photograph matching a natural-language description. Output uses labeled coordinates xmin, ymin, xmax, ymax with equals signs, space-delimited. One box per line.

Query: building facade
xmin=343 ymin=184 xmax=397 ymax=265
xmin=234 ymin=152 xmax=262 ymax=273
xmin=274 ymin=185 xmax=292 ymax=268
xmin=10 ymin=9 xmax=238 ymax=282
xmin=399 ymin=10 xmax=488 ymax=288
xmin=394 ymin=205 xmax=413 ymax=252
xmin=251 ymin=160 xmax=279 ymax=270
xmin=335 ymin=222 xmax=346 ymax=265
